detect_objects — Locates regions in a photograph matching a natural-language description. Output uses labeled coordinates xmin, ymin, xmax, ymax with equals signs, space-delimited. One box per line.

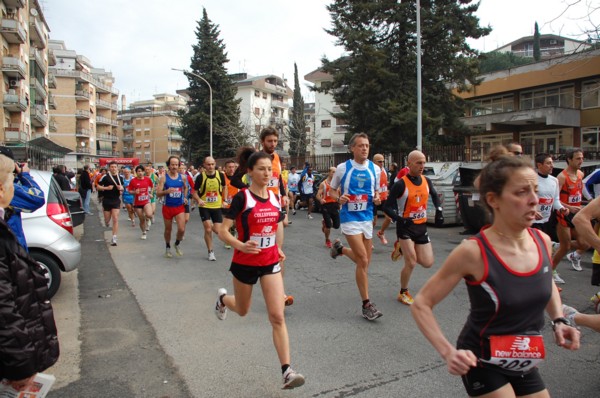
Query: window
xmin=255 ymin=124 xmax=261 ymax=133
xmin=321 ymin=119 xmax=331 ymax=128
xmin=262 ymin=92 xmax=267 ymax=99
xmin=582 ymin=81 xmax=600 ymax=109
xmin=520 ymin=86 xmax=574 ymax=110
xmin=469 ymin=133 xmax=513 ymax=161
xmin=471 ymin=95 xmax=514 ymax=116
xmin=254 ymin=90 xmax=260 ymax=97
xmin=321 ymin=139 xmax=331 ymax=147
xmin=254 ymin=107 xmax=261 ymax=116
xmin=582 ymin=127 xmax=600 ymax=151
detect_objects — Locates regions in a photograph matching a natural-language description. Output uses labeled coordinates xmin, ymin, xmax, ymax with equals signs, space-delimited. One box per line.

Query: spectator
xmin=0 ymin=151 xmax=59 ymax=392
xmin=79 ymin=165 xmax=93 ymax=215
xmin=53 ymin=165 xmax=71 ymax=191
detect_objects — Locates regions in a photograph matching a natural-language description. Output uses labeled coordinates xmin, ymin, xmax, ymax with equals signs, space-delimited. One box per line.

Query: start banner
xmin=98 ymin=158 xmax=140 ymax=167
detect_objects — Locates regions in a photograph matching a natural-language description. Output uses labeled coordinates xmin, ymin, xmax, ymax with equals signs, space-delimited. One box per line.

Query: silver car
xmin=21 ymin=169 xmax=81 ymax=298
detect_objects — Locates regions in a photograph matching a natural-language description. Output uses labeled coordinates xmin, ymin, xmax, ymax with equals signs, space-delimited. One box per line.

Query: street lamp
xmin=172 ymin=68 xmax=213 ymax=157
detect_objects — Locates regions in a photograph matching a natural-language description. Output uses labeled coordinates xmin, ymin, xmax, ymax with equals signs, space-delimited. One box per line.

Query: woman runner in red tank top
xmin=214 ymin=151 xmax=305 ymax=389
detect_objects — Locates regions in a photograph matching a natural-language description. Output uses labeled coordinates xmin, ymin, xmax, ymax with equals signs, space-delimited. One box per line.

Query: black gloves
xmin=435 ymin=210 xmax=444 ymax=227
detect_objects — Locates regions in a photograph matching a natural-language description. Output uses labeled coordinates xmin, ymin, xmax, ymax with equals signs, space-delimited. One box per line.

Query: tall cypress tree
xmin=178 ymin=8 xmax=242 ymax=162
xmin=289 ymin=63 xmax=307 ymax=156
xmin=318 ymin=0 xmax=490 ymax=152
xmin=533 ymin=22 xmax=541 ymax=61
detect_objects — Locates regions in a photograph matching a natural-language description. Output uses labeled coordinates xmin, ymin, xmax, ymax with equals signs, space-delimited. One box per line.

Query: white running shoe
xmin=553 ymin=270 xmax=566 ymax=284
xmin=146 ymin=219 xmax=151 ymax=231
xmin=141 ymin=233 xmax=147 ymax=240
xmin=165 ymin=248 xmax=173 ymax=258
xmin=110 ymin=235 xmax=117 ymax=246
xmin=307 ymin=214 xmax=313 ymax=219
xmin=567 ymin=251 xmax=583 ymax=271
xmin=551 ymin=241 xmax=560 ymax=254
xmin=215 ymin=288 xmax=227 ymax=320
xmin=282 ymin=367 xmax=305 ymax=389
xmin=175 ymin=245 xmax=183 ymax=257
xmin=562 ymin=304 xmax=578 ymax=327
xmin=208 ymin=251 xmax=216 ymax=261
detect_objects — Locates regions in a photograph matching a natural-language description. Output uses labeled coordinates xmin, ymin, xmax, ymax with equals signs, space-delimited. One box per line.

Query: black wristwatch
xmin=551 ymin=317 xmax=571 ymax=331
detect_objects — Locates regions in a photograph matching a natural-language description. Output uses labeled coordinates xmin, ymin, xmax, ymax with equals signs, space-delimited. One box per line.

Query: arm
xmin=411 ymin=240 xmax=480 ymax=375
xmin=583 ymin=170 xmax=600 ymax=201
xmin=156 ymin=175 xmax=169 ymax=197
xmin=316 ymin=181 xmax=326 ymax=203
xmin=383 ymin=180 xmax=406 ymax=222
xmin=426 ymin=177 xmax=444 ymax=226
xmin=552 ymin=177 xmax=567 ymax=213
xmin=573 ymin=196 xmax=600 ymax=250
xmin=11 ymin=171 xmax=45 ymax=213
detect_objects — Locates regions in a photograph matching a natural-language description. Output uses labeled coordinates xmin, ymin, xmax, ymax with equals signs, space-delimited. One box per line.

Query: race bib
xmin=290 ymin=182 xmax=297 ymax=188
xmin=268 ymin=177 xmax=279 ymax=188
xmin=568 ymin=194 xmax=581 ymax=204
xmin=409 ymin=205 xmax=427 ymax=221
xmin=538 ymin=197 xmax=553 ymax=213
xmin=482 ymin=335 xmax=545 ymax=373
xmin=347 ymin=194 xmax=368 ymax=212
xmin=206 ymin=191 xmax=218 ymax=203
xmin=380 ymin=185 xmax=388 ymax=193
xmin=169 ymin=189 xmax=182 ymax=198
xmin=250 ymin=234 xmax=276 ymax=248
xmin=138 ymin=195 xmax=148 ymax=201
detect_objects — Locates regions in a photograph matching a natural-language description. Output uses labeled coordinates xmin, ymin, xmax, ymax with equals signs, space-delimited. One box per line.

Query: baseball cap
xmin=0 ymin=146 xmax=15 ymax=160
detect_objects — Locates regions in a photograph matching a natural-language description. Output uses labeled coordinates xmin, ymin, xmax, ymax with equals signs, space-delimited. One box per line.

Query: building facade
xmin=118 ymin=93 xmax=185 ymax=165
xmin=0 ymin=0 xmax=66 ymax=166
xmin=496 ymin=34 xmax=591 ymax=59
xmin=457 ymin=48 xmax=600 ymax=160
xmin=48 ymin=40 xmax=119 ymax=168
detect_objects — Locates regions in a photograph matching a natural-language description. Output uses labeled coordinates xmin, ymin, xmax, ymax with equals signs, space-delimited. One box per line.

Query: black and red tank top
xmin=233 ymin=189 xmax=281 ymax=267
xmin=456 ymin=227 xmax=553 ymax=361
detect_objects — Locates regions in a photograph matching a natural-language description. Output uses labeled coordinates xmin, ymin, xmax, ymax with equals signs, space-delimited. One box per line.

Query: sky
xmin=42 ymin=0 xmax=597 ymax=105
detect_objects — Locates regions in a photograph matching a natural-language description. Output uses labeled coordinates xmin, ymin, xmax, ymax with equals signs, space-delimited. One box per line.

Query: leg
xmin=111 ymin=208 xmax=120 ymax=236
xmin=103 ymin=209 xmax=111 ymax=226
xmin=203 ymin=220 xmax=214 ymax=251
xmin=174 ymin=212 xmax=186 ymax=241
xmin=344 ymin=233 xmax=371 ymax=301
xmin=399 ymin=239 xmax=418 ymax=289
xmin=414 ymin=242 xmax=434 ymax=269
xmin=379 ymin=215 xmax=392 ymax=235
xmin=135 ymin=208 xmax=146 ymax=232
xmin=260 ymin=273 xmax=289 ymax=366
xmin=222 ymin=277 xmax=254 ymax=316
xmin=552 ymin=224 xmax=571 ymax=268
xmin=164 ymin=217 xmax=173 ymax=245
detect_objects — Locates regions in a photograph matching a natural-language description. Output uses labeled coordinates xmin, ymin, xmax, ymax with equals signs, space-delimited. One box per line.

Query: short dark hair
xmin=166 ymin=156 xmax=180 ymax=167
xmin=565 ymin=148 xmax=583 ymax=161
xmin=248 ymin=151 xmax=271 ymax=170
xmin=534 ymin=153 xmax=551 ymax=166
xmin=108 ymin=161 xmax=118 ymax=167
xmin=479 ymin=155 xmax=533 ymax=213
xmin=135 ymin=165 xmax=145 ymax=172
xmin=260 ymin=126 xmax=278 ymax=142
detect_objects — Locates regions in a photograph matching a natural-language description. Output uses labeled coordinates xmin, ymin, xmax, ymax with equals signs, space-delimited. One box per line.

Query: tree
xmin=178 ymin=8 xmax=243 ymax=163
xmin=478 ymin=51 xmax=532 ymax=74
xmin=317 ymin=0 xmax=491 ymax=152
xmin=533 ymin=22 xmax=541 ymax=61
xmin=288 ymin=63 xmax=307 ymax=156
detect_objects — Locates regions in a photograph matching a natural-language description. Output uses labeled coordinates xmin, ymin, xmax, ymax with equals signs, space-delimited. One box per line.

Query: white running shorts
xmin=341 ymin=221 xmax=373 ymax=239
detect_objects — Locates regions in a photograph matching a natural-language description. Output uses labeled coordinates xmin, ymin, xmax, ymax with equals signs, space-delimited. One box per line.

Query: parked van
xmin=424 ymin=162 xmax=462 ymax=226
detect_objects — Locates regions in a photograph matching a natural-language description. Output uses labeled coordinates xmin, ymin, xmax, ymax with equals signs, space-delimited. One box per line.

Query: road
xmin=48 ymin=203 xmax=600 ymax=397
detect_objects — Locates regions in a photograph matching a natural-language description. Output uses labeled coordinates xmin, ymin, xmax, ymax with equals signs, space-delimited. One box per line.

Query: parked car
xmin=62 ymin=190 xmax=85 ymax=227
xmin=21 ymin=170 xmax=81 ymax=298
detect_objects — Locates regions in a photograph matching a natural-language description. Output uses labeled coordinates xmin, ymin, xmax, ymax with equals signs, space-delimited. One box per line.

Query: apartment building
xmin=0 ymin=0 xmax=66 ymax=166
xmin=304 ymin=68 xmax=348 ymax=155
xmin=232 ymin=73 xmax=292 ymax=150
xmin=304 ymin=102 xmax=316 ymax=155
xmin=48 ymin=40 xmax=119 ymax=168
xmin=118 ymin=93 xmax=185 ymax=164
xmin=496 ymin=34 xmax=591 ymax=59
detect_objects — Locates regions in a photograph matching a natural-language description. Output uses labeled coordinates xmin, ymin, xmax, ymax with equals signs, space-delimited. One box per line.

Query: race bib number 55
xmin=482 ymin=335 xmax=545 ymax=373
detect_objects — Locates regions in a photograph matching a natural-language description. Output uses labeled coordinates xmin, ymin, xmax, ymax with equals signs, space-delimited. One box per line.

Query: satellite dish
xmin=30 ymin=8 xmax=38 ymax=17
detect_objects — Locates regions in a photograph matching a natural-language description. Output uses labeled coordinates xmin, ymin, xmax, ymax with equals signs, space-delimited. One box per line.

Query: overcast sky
xmin=42 ymin=0 xmax=596 ymax=105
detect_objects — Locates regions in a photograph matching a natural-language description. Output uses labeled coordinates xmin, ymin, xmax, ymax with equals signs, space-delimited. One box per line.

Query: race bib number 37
xmin=347 ymin=194 xmax=368 ymax=212
xmin=483 ymin=335 xmax=545 ymax=373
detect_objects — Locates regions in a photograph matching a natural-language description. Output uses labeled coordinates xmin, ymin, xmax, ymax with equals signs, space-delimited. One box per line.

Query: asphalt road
xmin=49 ymin=203 xmax=600 ymax=397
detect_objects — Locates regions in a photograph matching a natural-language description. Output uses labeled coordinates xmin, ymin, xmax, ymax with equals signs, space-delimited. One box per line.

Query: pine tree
xmin=178 ymin=8 xmax=242 ymax=162
xmin=289 ymin=63 xmax=307 ymax=156
xmin=533 ymin=22 xmax=541 ymax=61
xmin=318 ymin=0 xmax=490 ymax=151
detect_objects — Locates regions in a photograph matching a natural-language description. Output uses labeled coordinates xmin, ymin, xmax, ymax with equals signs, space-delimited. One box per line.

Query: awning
xmin=28 ymin=137 xmax=73 ymax=154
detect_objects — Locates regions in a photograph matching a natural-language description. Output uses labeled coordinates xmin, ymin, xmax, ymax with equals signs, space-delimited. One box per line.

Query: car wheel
xmin=29 ymin=251 xmax=62 ymax=299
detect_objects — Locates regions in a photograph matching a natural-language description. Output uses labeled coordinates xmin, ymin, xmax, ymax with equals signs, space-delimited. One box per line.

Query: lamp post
xmin=172 ymin=68 xmax=213 ymax=157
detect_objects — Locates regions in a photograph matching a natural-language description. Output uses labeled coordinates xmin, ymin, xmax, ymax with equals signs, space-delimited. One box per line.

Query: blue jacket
xmin=7 ymin=172 xmax=45 ymax=251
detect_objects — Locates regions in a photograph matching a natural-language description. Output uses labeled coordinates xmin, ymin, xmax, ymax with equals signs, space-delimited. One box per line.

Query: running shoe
xmin=362 ymin=302 xmax=383 ymax=321
xmin=224 ymin=243 xmax=231 ymax=249
xmin=391 ymin=240 xmax=403 ymax=261
xmin=141 ymin=232 xmax=147 ymax=240
xmin=175 ymin=245 xmax=183 ymax=257
xmin=215 ymin=288 xmax=227 ymax=320
xmin=562 ymin=304 xmax=578 ymax=327
xmin=110 ymin=235 xmax=117 ymax=246
xmin=284 ymin=295 xmax=294 ymax=306
xmin=208 ymin=250 xmax=216 ymax=261
xmin=330 ymin=239 xmax=343 ymax=259
xmin=292 ymin=209 xmax=296 ymax=215
xmin=282 ymin=367 xmax=305 ymax=389
xmin=165 ymin=248 xmax=173 ymax=258
xmin=146 ymin=219 xmax=151 ymax=231
xmin=325 ymin=239 xmax=332 ymax=249
xmin=567 ymin=251 xmax=583 ymax=271
xmin=294 ymin=201 xmax=300 ymax=211
xmin=131 ymin=219 xmax=135 ymax=227
xmin=377 ymin=230 xmax=388 ymax=245
xmin=308 ymin=214 xmax=313 ymax=219
xmin=591 ymin=292 xmax=600 ymax=314
xmin=397 ymin=290 xmax=414 ymax=305
xmin=553 ymin=270 xmax=566 ymax=284
xmin=551 ymin=241 xmax=560 ymax=255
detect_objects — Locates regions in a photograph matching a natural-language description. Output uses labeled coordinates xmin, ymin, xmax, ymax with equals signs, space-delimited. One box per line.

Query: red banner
xmin=98 ymin=158 xmax=140 ymax=167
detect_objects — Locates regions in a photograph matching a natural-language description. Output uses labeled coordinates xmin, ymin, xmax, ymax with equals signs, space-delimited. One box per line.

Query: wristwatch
xmin=551 ymin=317 xmax=571 ymax=330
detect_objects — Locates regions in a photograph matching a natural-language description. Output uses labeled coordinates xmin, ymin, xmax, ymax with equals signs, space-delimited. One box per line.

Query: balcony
xmin=97 ymin=149 xmax=115 ymax=156
xmin=75 ymin=128 xmax=91 ymax=137
xmin=48 ymin=92 xmax=56 ymax=109
xmin=269 ymin=116 xmax=286 ymax=125
xmin=29 ymin=17 xmax=47 ymax=48
xmin=271 ymin=100 xmax=288 ymax=109
xmin=49 ymin=119 xmax=57 ymax=132
xmin=169 ymin=133 xmax=183 ymax=141
xmin=75 ymin=89 xmax=90 ymax=100
xmin=1 ymin=56 xmax=26 ymax=79
xmin=31 ymin=105 xmax=48 ymax=127
xmin=96 ymin=115 xmax=112 ymax=125
xmin=50 ymin=69 xmax=119 ymax=95
xmin=97 ymin=133 xmax=118 ymax=142
xmin=30 ymin=78 xmax=47 ymax=99
xmin=122 ymin=147 xmax=134 ymax=153
xmin=460 ymin=106 xmax=581 ymax=132
xmin=122 ymin=124 xmax=133 ymax=131
xmin=48 ymin=50 xmax=56 ymax=66
xmin=3 ymin=0 xmax=26 ymax=8
xmin=122 ymin=134 xmax=134 ymax=141
xmin=29 ymin=48 xmax=45 ymax=69
xmin=4 ymin=126 xmax=27 ymax=143
xmin=3 ymin=92 xmax=27 ymax=112
xmin=75 ymin=109 xmax=90 ymax=119
xmin=0 ymin=18 xmax=27 ymax=44
xmin=73 ymin=147 xmax=91 ymax=154
xmin=47 ymin=73 xmax=56 ymax=88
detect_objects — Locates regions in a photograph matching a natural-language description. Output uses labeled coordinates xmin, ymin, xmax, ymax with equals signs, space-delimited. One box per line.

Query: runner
xmin=315 ymin=167 xmax=340 ymax=248
xmin=281 ymin=161 xmax=291 ymax=225
xmin=128 ymin=165 xmax=154 ymax=240
xmin=553 ymin=148 xmax=589 ymax=277
xmin=372 ymin=154 xmax=391 ymax=245
xmin=223 ymin=159 xmax=240 ymax=250
xmin=145 ymin=164 xmax=159 ymax=228
xmin=94 ymin=168 xmax=107 ymax=204
xmin=298 ymin=166 xmax=315 ymax=219
xmin=192 ymin=156 xmax=226 ymax=261
xmin=328 ymin=133 xmax=383 ymax=321
xmin=97 ymin=161 xmax=124 ymax=246
xmin=384 ymin=150 xmax=443 ymax=305
xmin=573 ymin=195 xmax=600 ymax=287
xmin=122 ymin=167 xmax=135 ymax=227
xmin=157 ymin=156 xmax=188 ymax=258
xmin=412 ymin=152 xmax=580 ymax=397
xmin=180 ymin=163 xmax=194 ymax=225
xmin=287 ymin=166 xmax=300 ymax=216
xmin=214 ymin=151 xmax=305 ymax=389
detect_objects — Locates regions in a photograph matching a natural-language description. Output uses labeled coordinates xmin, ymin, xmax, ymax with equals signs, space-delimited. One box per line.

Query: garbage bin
xmin=425 ymin=162 xmax=462 ymax=226
xmin=453 ymin=163 xmax=490 ymax=233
